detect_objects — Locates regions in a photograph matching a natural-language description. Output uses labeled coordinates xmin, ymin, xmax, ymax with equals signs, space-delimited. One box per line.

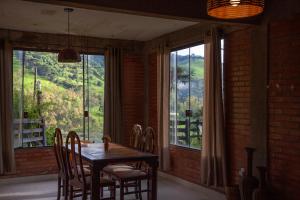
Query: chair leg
xmin=57 ymin=177 xmax=61 ymax=200
xmin=120 ymin=181 xmax=125 ymax=200
xmin=147 ymin=178 xmax=150 ymax=200
xmin=64 ymin=179 xmax=69 ymax=200
xmin=100 ymin=186 xmax=104 ymax=198
xmin=138 ymin=180 xmax=142 ymax=200
xmin=69 ymin=186 xmax=73 ymax=200
xmin=82 ymin=189 xmax=87 ymax=200
xmin=110 ymin=185 xmax=116 ymax=200
xmin=62 ymin=179 xmax=65 ymax=196
xmin=135 ymin=180 xmax=139 ymax=199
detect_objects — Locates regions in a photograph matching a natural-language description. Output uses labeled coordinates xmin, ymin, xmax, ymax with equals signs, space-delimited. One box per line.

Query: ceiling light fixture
xmin=58 ymin=8 xmax=81 ymax=63
xmin=207 ymin=0 xmax=264 ymax=19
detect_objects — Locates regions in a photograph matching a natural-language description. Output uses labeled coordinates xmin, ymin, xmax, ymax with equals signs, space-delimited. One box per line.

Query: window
xmin=13 ymin=50 xmax=105 ymax=148
xmin=169 ymin=44 xmax=205 ymax=149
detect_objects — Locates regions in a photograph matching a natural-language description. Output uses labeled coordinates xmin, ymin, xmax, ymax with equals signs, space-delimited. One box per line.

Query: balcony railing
xmin=13 ymin=118 xmax=46 ymax=148
xmin=170 ymin=119 xmax=203 ymax=147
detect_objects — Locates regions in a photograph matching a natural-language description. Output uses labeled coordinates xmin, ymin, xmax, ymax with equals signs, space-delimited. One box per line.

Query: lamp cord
xmin=67 ymin=10 xmax=70 ymax=48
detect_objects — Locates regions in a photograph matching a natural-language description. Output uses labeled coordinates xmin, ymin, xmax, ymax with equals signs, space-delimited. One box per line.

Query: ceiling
xmin=0 ymin=0 xmax=198 ymax=41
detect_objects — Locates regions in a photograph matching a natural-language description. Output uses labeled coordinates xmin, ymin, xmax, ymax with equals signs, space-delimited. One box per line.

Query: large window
xmin=169 ymin=44 xmax=205 ymax=149
xmin=13 ymin=50 xmax=105 ymax=148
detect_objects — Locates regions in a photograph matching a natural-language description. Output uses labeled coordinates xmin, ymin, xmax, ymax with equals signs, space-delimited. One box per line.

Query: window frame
xmin=12 ymin=48 xmax=105 ymax=148
xmin=169 ymin=42 xmax=205 ymax=150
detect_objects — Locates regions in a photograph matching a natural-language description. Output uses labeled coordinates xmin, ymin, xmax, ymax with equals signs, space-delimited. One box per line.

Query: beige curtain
xmin=157 ymin=44 xmax=170 ymax=171
xmin=104 ymin=47 xmax=123 ymax=144
xmin=201 ymin=28 xmax=227 ymax=187
xmin=0 ymin=40 xmax=16 ymax=175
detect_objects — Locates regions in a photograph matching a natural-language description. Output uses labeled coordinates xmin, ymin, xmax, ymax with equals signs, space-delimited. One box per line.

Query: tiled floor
xmin=0 ymin=173 xmax=225 ymax=200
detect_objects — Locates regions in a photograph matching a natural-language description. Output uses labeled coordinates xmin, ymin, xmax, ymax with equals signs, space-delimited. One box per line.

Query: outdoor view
xmin=13 ymin=50 xmax=105 ymax=148
xmin=169 ymin=44 xmax=205 ymax=149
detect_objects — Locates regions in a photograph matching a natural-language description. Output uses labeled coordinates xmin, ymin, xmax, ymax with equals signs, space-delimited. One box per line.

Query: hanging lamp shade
xmin=207 ymin=0 xmax=264 ymax=19
xmin=58 ymin=48 xmax=81 ymax=63
xmin=58 ymin=8 xmax=81 ymax=63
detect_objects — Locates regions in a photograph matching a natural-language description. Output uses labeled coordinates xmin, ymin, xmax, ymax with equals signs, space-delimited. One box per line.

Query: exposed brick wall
xmin=5 ymin=148 xmax=58 ymax=178
xmin=224 ymin=28 xmax=252 ymax=185
xmin=169 ymin=145 xmax=201 ymax=184
xmin=268 ymin=18 xmax=300 ymax=200
xmin=122 ymin=53 xmax=145 ymax=146
xmin=148 ymin=53 xmax=158 ymax=133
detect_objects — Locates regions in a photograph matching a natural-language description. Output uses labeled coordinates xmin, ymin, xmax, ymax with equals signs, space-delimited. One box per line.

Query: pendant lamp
xmin=207 ymin=0 xmax=264 ymax=19
xmin=58 ymin=8 xmax=81 ymax=63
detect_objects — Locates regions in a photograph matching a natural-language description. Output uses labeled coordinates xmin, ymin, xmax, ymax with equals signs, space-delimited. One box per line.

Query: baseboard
xmin=0 ymin=174 xmax=57 ymax=184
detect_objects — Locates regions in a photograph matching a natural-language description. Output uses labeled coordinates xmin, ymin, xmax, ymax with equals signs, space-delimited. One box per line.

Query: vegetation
xmin=13 ymin=50 xmax=105 ymax=147
xmin=170 ymin=49 xmax=205 ymax=149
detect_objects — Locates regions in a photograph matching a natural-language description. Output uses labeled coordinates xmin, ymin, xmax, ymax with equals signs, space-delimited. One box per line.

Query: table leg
xmin=91 ymin=164 xmax=100 ymax=200
xmin=148 ymin=159 xmax=158 ymax=200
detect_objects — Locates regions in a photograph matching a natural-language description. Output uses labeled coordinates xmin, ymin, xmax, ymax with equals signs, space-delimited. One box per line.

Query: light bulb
xmin=230 ymin=0 xmax=240 ymax=7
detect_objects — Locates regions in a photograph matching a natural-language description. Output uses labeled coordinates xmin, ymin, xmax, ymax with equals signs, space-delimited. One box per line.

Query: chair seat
xmin=103 ymin=164 xmax=134 ymax=174
xmin=111 ymin=169 xmax=148 ymax=181
xmin=86 ymin=175 xmax=115 ymax=187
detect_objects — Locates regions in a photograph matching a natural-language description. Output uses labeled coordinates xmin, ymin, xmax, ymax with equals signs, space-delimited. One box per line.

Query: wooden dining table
xmin=77 ymin=143 xmax=159 ymax=200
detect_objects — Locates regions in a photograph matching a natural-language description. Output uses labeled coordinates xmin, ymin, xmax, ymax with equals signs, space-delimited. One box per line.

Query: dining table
xmin=76 ymin=142 xmax=159 ymax=200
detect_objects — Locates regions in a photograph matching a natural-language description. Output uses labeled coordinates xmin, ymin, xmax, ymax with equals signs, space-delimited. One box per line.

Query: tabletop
xmin=79 ymin=143 xmax=158 ymax=165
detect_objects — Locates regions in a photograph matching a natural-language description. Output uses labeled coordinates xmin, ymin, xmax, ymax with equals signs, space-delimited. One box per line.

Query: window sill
xmin=14 ymin=146 xmax=53 ymax=150
xmin=169 ymin=144 xmax=202 ymax=152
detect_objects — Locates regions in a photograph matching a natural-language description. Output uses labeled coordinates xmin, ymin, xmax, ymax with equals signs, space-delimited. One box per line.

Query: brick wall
xmin=122 ymin=53 xmax=145 ymax=146
xmin=147 ymin=53 xmax=158 ymax=133
xmin=224 ymin=28 xmax=252 ymax=185
xmin=268 ymin=18 xmax=300 ymax=200
xmin=169 ymin=145 xmax=201 ymax=184
xmin=12 ymin=148 xmax=57 ymax=177
xmin=225 ymin=18 xmax=300 ymax=199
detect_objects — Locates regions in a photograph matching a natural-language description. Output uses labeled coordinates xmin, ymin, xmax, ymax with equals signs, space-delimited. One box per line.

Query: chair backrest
xmin=129 ymin=124 xmax=143 ymax=149
xmin=142 ymin=127 xmax=155 ymax=154
xmin=65 ymin=131 xmax=86 ymax=187
xmin=53 ymin=128 xmax=67 ymax=177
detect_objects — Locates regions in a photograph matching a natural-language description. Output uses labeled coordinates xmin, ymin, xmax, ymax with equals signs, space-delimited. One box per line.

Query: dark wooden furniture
xmin=53 ymin=128 xmax=68 ymax=200
xmin=74 ymin=142 xmax=159 ymax=200
xmin=110 ymin=126 xmax=156 ymax=200
xmin=66 ymin=131 xmax=116 ymax=200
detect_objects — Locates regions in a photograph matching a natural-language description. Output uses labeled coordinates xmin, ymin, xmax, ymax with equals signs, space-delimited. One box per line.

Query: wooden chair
xmin=110 ymin=126 xmax=156 ymax=200
xmin=53 ymin=128 xmax=69 ymax=200
xmin=66 ymin=131 xmax=116 ymax=200
xmin=103 ymin=124 xmax=143 ymax=173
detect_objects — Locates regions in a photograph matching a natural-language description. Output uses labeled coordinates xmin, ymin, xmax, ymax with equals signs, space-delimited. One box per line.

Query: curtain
xmin=103 ymin=47 xmax=123 ymax=144
xmin=157 ymin=44 xmax=170 ymax=171
xmin=201 ymin=28 xmax=227 ymax=187
xmin=0 ymin=40 xmax=16 ymax=175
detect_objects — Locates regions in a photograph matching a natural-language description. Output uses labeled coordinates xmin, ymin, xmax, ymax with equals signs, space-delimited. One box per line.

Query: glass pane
xmin=176 ymin=48 xmax=190 ymax=147
xmin=12 ymin=51 xmax=84 ymax=147
xmin=189 ymin=45 xmax=204 ymax=149
xmin=169 ymin=51 xmax=177 ymax=145
xmin=13 ymin=50 xmax=24 ymax=148
xmin=86 ymin=54 xmax=105 ymax=142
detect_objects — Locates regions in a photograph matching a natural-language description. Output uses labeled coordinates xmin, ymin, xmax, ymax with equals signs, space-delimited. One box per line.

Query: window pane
xmin=170 ymin=52 xmax=177 ymax=145
xmin=85 ymin=54 xmax=105 ymax=142
xmin=189 ymin=45 xmax=204 ymax=149
xmin=25 ymin=51 xmax=83 ymax=146
xmin=13 ymin=50 xmax=24 ymax=148
xmin=176 ymin=48 xmax=190 ymax=147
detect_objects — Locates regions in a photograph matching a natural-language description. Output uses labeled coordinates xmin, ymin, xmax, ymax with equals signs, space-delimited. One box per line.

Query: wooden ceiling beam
xmin=23 ymin=0 xmax=262 ymax=24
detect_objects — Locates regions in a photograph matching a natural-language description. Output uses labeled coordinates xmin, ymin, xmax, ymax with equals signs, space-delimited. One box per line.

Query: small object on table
xmin=102 ymin=135 xmax=111 ymax=152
